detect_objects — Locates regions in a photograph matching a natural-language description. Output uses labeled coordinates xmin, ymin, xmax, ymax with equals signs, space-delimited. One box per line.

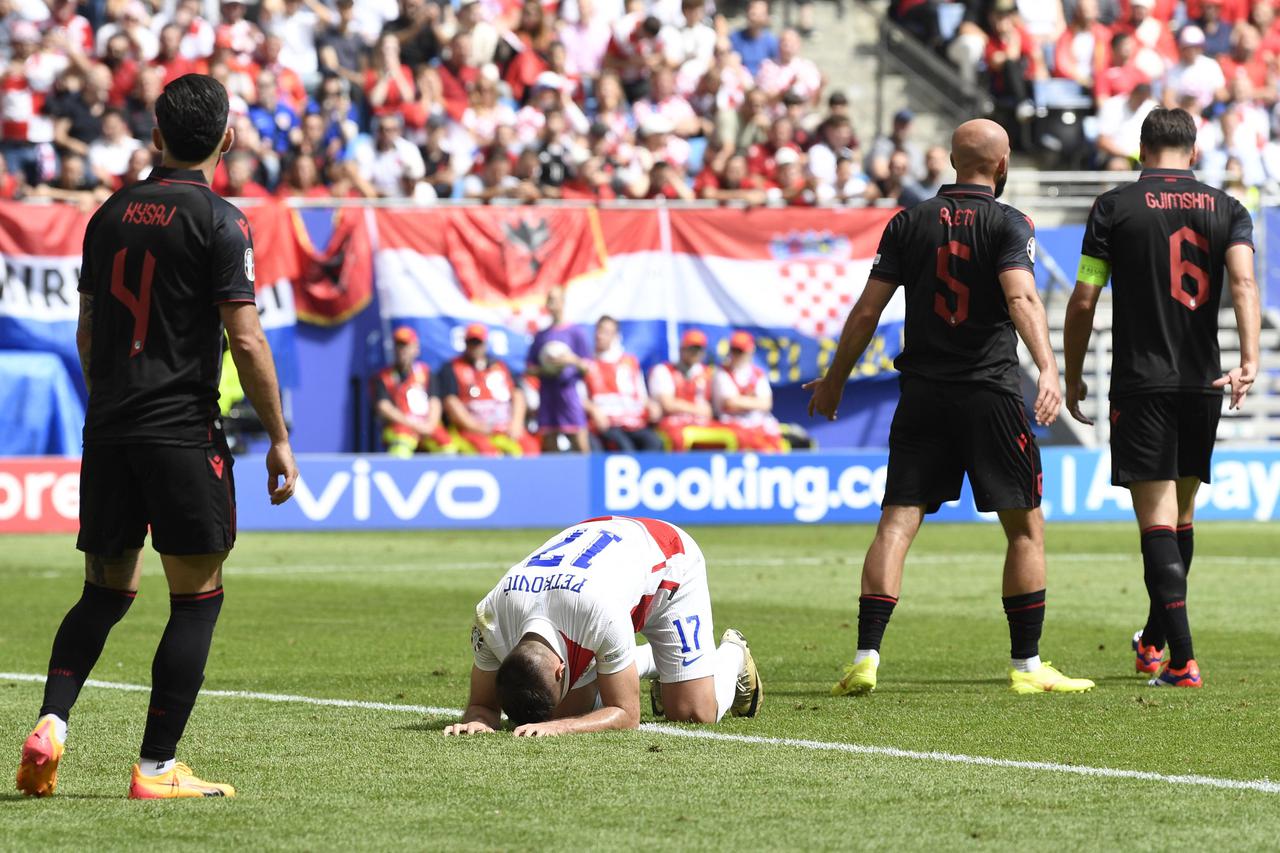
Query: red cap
xmin=681 ymin=329 xmax=707 ymax=348
xmin=729 ymin=330 xmax=755 ymax=353
xmin=464 ymin=323 xmax=489 ymax=343
xmin=392 ymin=326 xmax=417 ymax=345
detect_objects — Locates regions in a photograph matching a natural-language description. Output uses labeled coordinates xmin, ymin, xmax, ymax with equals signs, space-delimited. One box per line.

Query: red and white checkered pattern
xmin=780 ymin=260 xmax=854 ymax=340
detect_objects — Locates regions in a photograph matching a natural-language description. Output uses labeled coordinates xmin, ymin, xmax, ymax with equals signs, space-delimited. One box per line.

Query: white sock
xmin=1011 ymin=655 xmax=1041 ymax=673
xmin=712 ymin=642 xmax=745 ymax=722
xmin=38 ymin=713 xmax=67 ymax=743
xmin=137 ymin=758 xmax=176 ymax=776
xmin=853 ymin=649 xmax=879 ymax=666
xmin=633 ymin=643 xmax=658 ymax=680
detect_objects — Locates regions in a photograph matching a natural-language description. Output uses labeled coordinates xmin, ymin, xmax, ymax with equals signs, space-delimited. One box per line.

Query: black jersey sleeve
xmin=1227 ymin=196 xmax=1254 ymax=249
xmin=996 ymin=206 xmax=1035 ymax=274
xmin=868 ymin=211 xmax=906 ymax=284
xmin=77 ymin=205 xmax=104 ymax=296
xmin=209 ymin=201 xmax=257 ymax=305
xmin=1076 ymin=193 xmax=1115 ymax=286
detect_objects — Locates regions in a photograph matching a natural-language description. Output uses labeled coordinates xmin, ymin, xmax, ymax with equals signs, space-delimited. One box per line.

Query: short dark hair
xmin=155 ymin=74 xmax=229 ymax=163
xmin=1140 ymin=107 xmax=1197 ymax=154
xmin=597 ymin=314 xmax=618 ymax=328
xmin=496 ymin=643 xmax=558 ymax=726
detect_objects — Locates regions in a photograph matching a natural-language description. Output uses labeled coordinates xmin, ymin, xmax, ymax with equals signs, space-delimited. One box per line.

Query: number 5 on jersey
xmin=110 ymin=247 xmax=157 ymax=357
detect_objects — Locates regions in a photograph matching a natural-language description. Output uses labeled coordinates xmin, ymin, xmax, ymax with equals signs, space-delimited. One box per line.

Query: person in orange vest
xmin=438 ymin=323 xmax=541 ymax=456
xmin=372 ymin=327 xmax=456 ymax=457
xmin=712 ymin=330 xmax=787 ymax=452
xmin=647 ymin=328 xmax=740 ymax=451
xmin=582 ymin=315 xmax=664 ymax=452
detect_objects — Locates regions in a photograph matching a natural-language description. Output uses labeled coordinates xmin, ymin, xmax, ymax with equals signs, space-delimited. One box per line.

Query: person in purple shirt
xmin=729 ymin=0 xmax=780 ymax=76
xmin=527 ymin=286 xmax=593 ymax=452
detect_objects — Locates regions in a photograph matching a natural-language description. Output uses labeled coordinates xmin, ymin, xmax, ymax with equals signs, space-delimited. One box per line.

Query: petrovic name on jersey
xmin=501 ymin=572 xmax=588 ymax=595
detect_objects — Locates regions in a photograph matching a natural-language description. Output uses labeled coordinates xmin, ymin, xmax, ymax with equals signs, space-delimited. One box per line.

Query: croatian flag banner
xmin=0 ymin=200 xmax=300 ymax=389
xmin=374 ymin=205 xmax=904 ymax=385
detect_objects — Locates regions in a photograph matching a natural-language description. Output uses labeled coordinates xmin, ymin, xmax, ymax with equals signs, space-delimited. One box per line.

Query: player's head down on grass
xmin=495 ymin=637 xmax=563 ymax=726
xmin=154 ymin=73 xmax=232 ymax=166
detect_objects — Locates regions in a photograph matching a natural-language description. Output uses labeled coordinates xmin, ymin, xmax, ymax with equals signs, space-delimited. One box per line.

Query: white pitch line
xmin=2 ymin=672 xmax=1277 ymax=796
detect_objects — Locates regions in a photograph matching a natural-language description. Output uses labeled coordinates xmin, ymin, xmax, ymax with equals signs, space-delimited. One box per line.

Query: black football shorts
xmin=77 ymin=436 xmax=237 ymax=557
xmin=1109 ymin=392 xmax=1221 ymax=487
xmin=883 ymin=378 xmax=1042 ymax=514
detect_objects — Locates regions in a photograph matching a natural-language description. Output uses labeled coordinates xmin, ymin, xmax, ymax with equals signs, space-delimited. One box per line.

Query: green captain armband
xmin=1076 ymin=255 xmax=1111 ymax=287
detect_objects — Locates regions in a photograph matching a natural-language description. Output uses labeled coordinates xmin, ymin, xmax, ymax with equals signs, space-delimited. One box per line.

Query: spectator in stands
xmin=50 ymin=65 xmax=108 ymax=161
xmin=633 ymin=66 xmax=700 ymax=137
xmin=462 ymin=64 xmax=515 ymax=148
xmin=648 ymin=328 xmax=740 ymax=451
xmin=1123 ymin=0 xmax=1177 ymax=80
xmin=260 ymin=34 xmax=310 ymax=114
xmin=355 ymin=112 xmax=426 ymax=198
xmin=876 ymin=149 xmax=913 ymax=202
xmin=418 ymin=115 xmax=456 ymax=198
xmin=46 ymin=0 xmax=93 ymax=57
xmin=526 ymin=286 xmax=592 ymax=453
xmin=1250 ymin=2 xmax=1280 ymax=59
xmin=712 ymin=330 xmax=785 ymax=452
xmin=250 ymin=71 xmax=301 ymax=155
xmin=96 ymin=2 xmax=158 ymax=63
xmin=216 ymin=0 xmax=263 ymax=65
xmin=373 ymin=327 xmax=455 ymax=457
xmin=731 ymin=85 xmax=772 ymax=149
xmin=403 ymin=62 xmax=446 ymax=133
xmin=644 ymin=157 xmax=696 ymax=198
xmin=123 ymin=66 xmax=161 ymax=141
xmin=984 ymin=0 xmax=1045 ymax=123
xmin=695 ymin=150 xmax=769 ymax=203
xmin=276 ymin=152 xmax=327 ymax=197
xmin=635 ymin=112 xmax=691 ymax=173
xmin=260 ymin=0 xmax=330 ymax=80
xmin=770 ymin=146 xmax=814 ymax=205
xmin=504 ymin=1 xmax=558 ymax=102
xmin=892 ymin=0 xmax=943 ymax=51
xmin=453 ymin=0 xmax=499 ymax=68
xmin=1096 ymin=30 xmax=1148 ymax=100
xmin=559 ymin=0 xmax=612 ymax=77
xmin=1199 ymin=0 xmax=1234 ymax=57
xmin=1093 ymin=76 xmax=1156 ymax=167
xmin=1018 ymin=0 xmax=1067 ymax=46
xmin=603 ymin=10 xmax=665 ymax=102
xmin=663 ymin=0 xmax=717 ymax=72
xmin=155 ymin=0 xmax=216 ymax=61
xmin=2 ymin=21 xmax=63 ymax=185
xmin=383 ymin=0 xmax=443 ymax=69
xmin=729 ymin=0 xmax=779 ymax=76
xmin=1164 ymin=25 xmax=1226 ymax=109
xmin=0 ymin=156 xmax=22 ymax=200
xmin=832 ymin=154 xmax=874 ymax=203
xmin=314 ymin=75 xmax=361 ymax=156
xmin=755 ymin=28 xmax=823 ymax=107
xmin=1054 ymin=0 xmax=1112 ymax=93
xmin=439 ymin=323 xmax=541 ymax=456
xmin=898 ymin=144 xmax=949 ymax=206
xmin=120 ymin=148 xmax=153 ymax=188
xmin=464 ymin=143 xmax=528 ymax=201
xmin=30 ymin=151 xmax=104 ymax=209
xmin=746 ymin=114 xmax=798 ymax=181
xmin=583 ymin=315 xmax=663 ymax=452
xmin=318 ymin=0 xmax=366 ymax=81
xmin=87 ymin=108 xmax=140 ymax=188
xmin=866 ymin=108 xmax=924 ymax=184
xmin=155 ymin=25 xmax=199 ymax=85
xmin=1219 ymin=24 xmax=1269 ymax=95
xmin=222 ymin=149 xmax=271 ymax=197
xmin=1202 ymin=76 xmax=1268 ymax=184
xmin=367 ymin=32 xmax=417 ymax=117
xmin=438 ymin=32 xmax=481 ymax=121
xmin=806 ymin=113 xmax=854 ymax=196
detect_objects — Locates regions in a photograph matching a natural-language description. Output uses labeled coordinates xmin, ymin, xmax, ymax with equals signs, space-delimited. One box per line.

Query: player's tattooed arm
xmin=76 ymin=294 xmax=94 ymax=391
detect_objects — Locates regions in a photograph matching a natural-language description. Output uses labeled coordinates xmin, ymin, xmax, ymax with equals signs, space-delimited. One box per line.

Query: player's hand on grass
xmin=803 ymin=376 xmax=843 ymax=421
xmin=1033 ymin=369 xmax=1062 ymax=426
xmin=267 ymin=441 xmax=298 ymax=505
xmin=1065 ymin=378 xmax=1093 ymax=426
xmin=1213 ymin=363 xmax=1256 ymax=410
xmin=512 ymin=721 xmax=564 ymax=737
xmin=442 ymin=721 xmax=496 ymax=736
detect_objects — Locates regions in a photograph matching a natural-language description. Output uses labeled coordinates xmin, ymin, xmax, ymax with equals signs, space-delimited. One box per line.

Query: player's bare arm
xmin=513 ymin=665 xmax=641 ymax=737
xmin=998 ymin=267 xmax=1061 ymax=426
xmin=1213 ymin=244 xmax=1261 ymax=409
xmin=220 ymin=302 xmax=298 ymax=505
xmin=1062 ymin=280 xmax=1103 ymax=425
xmin=75 ymin=294 xmax=93 ymax=392
xmin=804 ymin=278 xmax=897 ymax=421
xmin=443 ymin=666 xmax=503 ymax=735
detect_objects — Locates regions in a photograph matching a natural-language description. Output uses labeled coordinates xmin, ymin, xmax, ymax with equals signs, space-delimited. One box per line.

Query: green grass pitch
xmin=2 ymin=523 xmax=1278 ymax=851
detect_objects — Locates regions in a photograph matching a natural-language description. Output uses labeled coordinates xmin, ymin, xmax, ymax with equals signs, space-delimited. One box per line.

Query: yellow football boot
xmin=128 ymin=762 xmax=236 ymax=799
xmin=16 ymin=715 xmax=65 ymax=797
xmin=1009 ymin=662 xmax=1095 ymax=694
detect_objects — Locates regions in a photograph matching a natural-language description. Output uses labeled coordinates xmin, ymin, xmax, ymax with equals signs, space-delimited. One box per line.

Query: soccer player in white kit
xmin=443 ymin=516 xmax=763 ymax=736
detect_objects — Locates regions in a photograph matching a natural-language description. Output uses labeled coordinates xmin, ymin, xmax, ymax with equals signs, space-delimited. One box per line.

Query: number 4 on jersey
xmin=109 ymin=247 xmax=156 ymax=357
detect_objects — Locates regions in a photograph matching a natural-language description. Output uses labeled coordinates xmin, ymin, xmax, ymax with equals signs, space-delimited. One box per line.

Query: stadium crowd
xmin=0 ymin=0 xmax=942 ymax=207
xmin=372 ymin=314 xmax=789 ymax=456
xmin=894 ymin=0 xmax=1280 ymax=197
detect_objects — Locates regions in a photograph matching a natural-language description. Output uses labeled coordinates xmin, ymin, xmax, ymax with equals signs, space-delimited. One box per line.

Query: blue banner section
xmin=232 ymin=449 xmax=1280 ymax=530
xmin=1265 ymin=207 xmax=1280 ymax=312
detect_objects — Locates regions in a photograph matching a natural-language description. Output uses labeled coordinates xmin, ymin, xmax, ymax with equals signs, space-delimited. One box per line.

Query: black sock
xmin=1142 ymin=525 xmax=1194 ymax=650
xmin=857 ymin=594 xmax=897 ymax=653
xmin=140 ymin=588 xmax=224 ymax=762
xmin=1003 ymin=589 xmax=1046 ymax=660
xmin=1141 ymin=527 xmax=1194 ymax=669
xmin=40 ymin=582 xmax=136 ymax=722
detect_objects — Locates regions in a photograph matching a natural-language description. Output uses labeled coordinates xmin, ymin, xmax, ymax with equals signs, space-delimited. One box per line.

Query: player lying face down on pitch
xmin=444 ymin=516 xmax=762 ymax=737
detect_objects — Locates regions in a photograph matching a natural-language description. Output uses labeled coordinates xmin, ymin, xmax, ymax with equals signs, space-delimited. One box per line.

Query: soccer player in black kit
xmin=1063 ymin=108 xmax=1260 ymax=689
xmin=16 ymin=75 xmax=298 ymax=799
xmin=806 ymin=119 xmax=1094 ymax=695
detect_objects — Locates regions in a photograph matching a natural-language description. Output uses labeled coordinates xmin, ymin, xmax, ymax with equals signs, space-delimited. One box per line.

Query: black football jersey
xmin=1078 ymin=168 xmax=1253 ymax=397
xmin=869 ymin=183 xmax=1035 ymax=394
xmin=79 ymin=167 xmax=256 ymax=446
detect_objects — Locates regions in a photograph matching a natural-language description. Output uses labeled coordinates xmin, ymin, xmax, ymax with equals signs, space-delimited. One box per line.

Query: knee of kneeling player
xmin=662 ymin=695 xmax=718 ymax=724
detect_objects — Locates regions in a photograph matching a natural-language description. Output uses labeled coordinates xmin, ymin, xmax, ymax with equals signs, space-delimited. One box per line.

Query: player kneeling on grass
xmin=805 ymin=119 xmax=1093 ymax=697
xmin=443 ymin=516 xmax=761 ymax=737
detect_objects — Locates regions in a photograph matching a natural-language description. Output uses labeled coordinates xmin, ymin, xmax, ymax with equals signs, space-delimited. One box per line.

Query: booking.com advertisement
xmin=4 ymin=449 xmax=1280 ymax=534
